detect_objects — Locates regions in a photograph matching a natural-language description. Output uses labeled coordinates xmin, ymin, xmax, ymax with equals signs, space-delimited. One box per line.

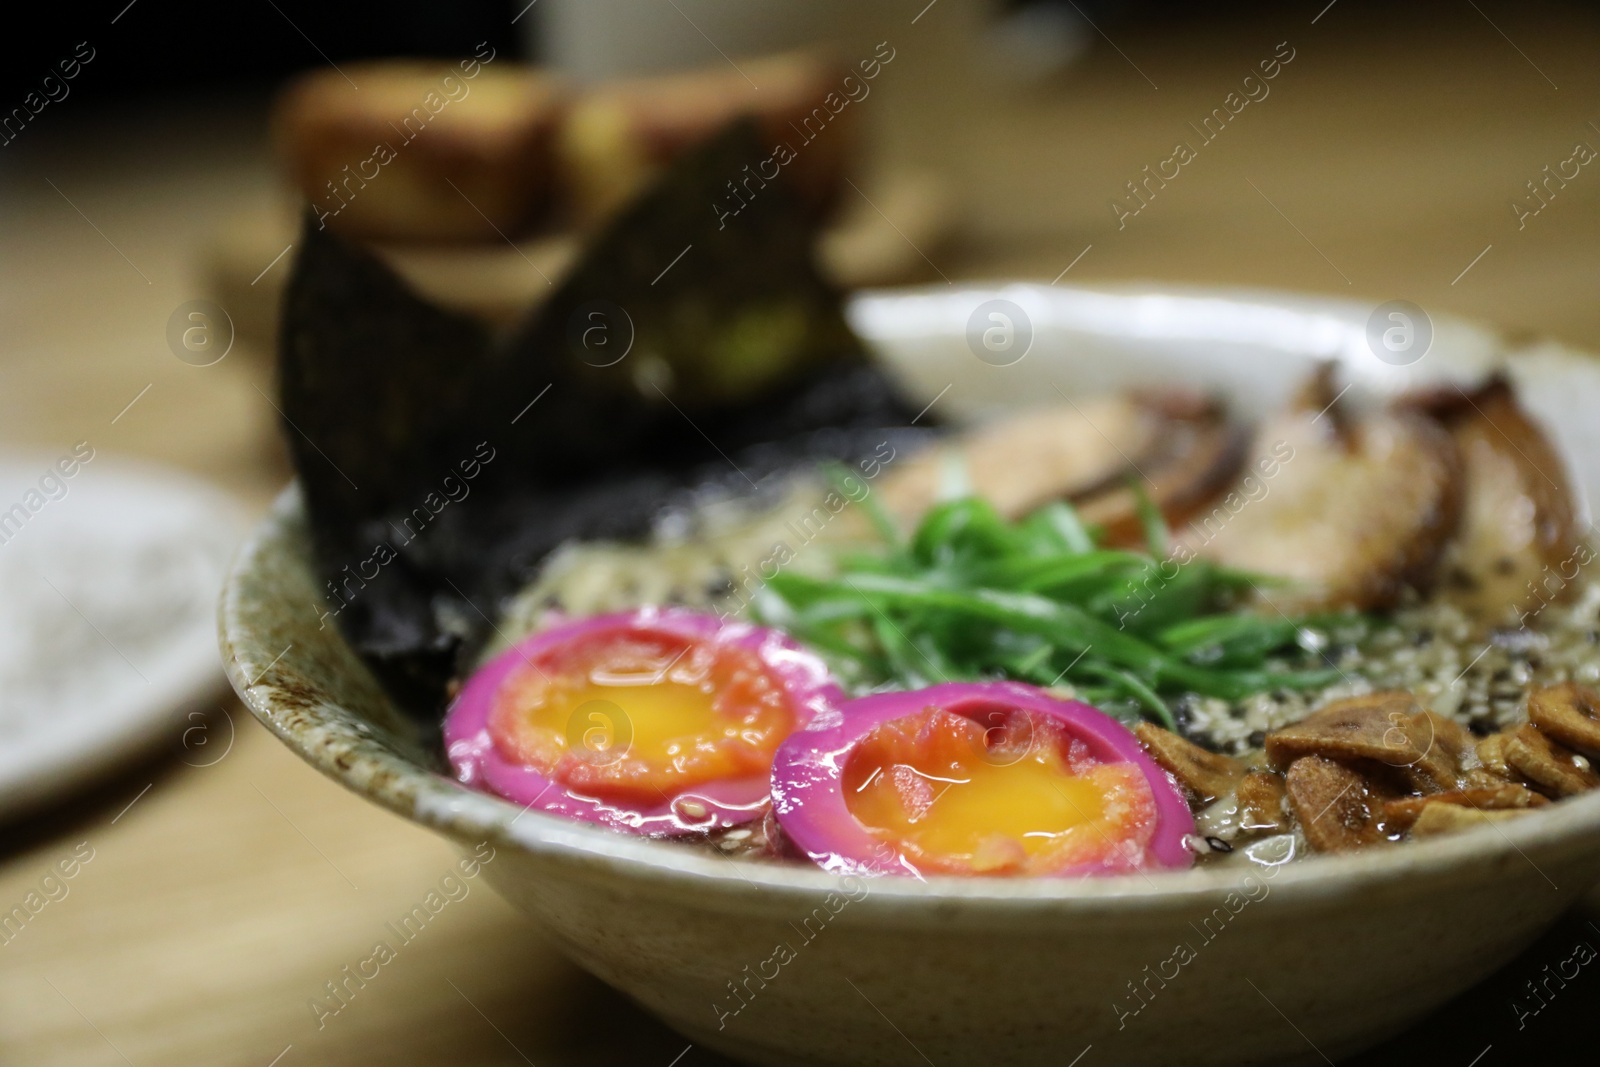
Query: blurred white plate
xmin=0 ymin=452 xmax=247 ymax=820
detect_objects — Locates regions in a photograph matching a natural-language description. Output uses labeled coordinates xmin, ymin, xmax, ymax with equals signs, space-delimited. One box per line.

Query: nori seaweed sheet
xmin=278 ymin=120 xmax=932 ymax=723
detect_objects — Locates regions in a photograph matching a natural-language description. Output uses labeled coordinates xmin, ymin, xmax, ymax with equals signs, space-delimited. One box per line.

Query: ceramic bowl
xmin=220 ymin=285 xmax=1600 ymax=1067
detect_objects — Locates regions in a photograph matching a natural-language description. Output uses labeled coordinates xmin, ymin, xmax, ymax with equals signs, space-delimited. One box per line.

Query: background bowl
xmin=220 ymin=285 xmax=1600 ymax=1067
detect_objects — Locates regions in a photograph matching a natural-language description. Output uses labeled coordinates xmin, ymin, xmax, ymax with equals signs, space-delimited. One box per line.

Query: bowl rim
xmin=221 ymin=283 xmax=1600 ymax=913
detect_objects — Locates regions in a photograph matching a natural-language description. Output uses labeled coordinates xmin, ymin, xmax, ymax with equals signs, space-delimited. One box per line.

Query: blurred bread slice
xmin=273 ymin=61 xmax=564 ymax=242
xmin=558 ymin=50 xmax=860 ymax=227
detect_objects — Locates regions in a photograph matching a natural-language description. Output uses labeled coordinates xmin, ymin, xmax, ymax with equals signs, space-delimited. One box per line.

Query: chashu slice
xmin=877 ymin=390 xmax=1245 ymax=531
xmin=1174 ymin=366 xmax=1463 ymax=612
xmin=876 ymin=395 xmax=1163 ymax=525
xmin=1075 ymin=392 xmax=1250 ymax=547
xmin=1401 ymin=375 xmax=1583 ymax=622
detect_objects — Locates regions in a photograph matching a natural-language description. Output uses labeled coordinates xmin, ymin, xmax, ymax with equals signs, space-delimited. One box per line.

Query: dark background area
xmin=0 ymin=0 xmax=527 ymax=107
xmin=0 ymin=0 xmax=1331 ymax=108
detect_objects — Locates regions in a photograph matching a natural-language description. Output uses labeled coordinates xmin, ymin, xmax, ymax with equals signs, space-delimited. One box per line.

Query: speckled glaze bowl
xmin=221 ymin=286 xmax=1600 ymax=1067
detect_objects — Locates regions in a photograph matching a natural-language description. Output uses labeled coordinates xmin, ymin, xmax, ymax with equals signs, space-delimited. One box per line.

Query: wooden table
xmin=5 ymin=3 xmax=1600 ymax=1063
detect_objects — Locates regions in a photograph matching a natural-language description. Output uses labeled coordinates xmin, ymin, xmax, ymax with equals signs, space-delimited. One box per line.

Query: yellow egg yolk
xmin=487 ymin=631 xmax=795 ymax=801
xmin=842 ymin=706 xmax=1158 ymax=875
